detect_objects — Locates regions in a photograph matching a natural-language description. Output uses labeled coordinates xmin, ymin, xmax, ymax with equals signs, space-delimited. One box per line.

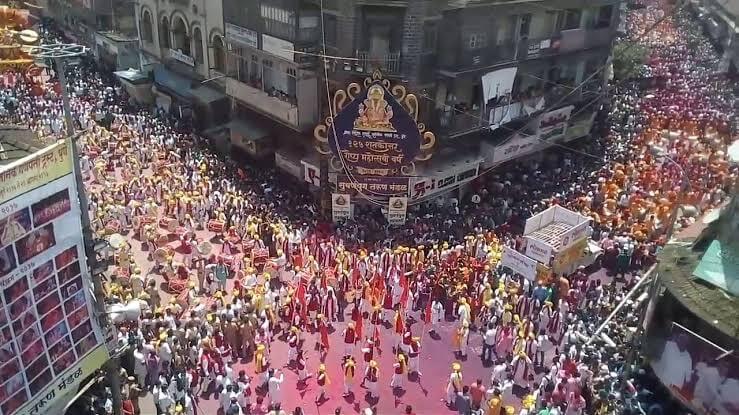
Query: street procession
xmin=0 ymin=0 xmax=737 ymax=414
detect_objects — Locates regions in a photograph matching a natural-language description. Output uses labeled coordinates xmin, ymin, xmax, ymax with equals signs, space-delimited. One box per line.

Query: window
xmin=193 ymin=27 xmax=203 ymax=64
xmin=466 ymin=33 xmax=486 ymax=50
xmin=323 ymin=14 xmax=337 ymax=47
xmin=212 ymin=35 xmax=225 ymax=72
xmin=141 ymin=10 xmax=153 ymax=43
xmin=260 ymin=4 xmax=296 ymax=40
xmin=595 ymin=5 xmax=613 ymax=29
xmin=422 ymin=22 xmax=437 ymax=52
xmin=519 ymin=14 xmax=531 ymax=38
xmin=563 ymin=9 xmax=582 ymax=30
xmin=159 ymin=17 xmax=170 ymax=49
xmin=172 ymin=17 xmax=190 ymax=55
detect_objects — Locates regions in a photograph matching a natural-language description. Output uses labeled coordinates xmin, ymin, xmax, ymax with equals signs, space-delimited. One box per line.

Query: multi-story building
xmin=132 ymin=0 xmax=230 ymax=129
xmin=688 ymin=0 xmax=738 ymax=74
xmin=221 ymin=0 xmax=619 ymax=201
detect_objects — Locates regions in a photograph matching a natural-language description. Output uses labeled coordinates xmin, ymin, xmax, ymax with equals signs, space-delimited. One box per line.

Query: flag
xmin=424 ymin=299 xmax=432 ymax=324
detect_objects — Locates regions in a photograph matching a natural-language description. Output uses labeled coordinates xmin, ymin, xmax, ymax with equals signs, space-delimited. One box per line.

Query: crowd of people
xmin=1 ymin=0 xmax=736 ymax=414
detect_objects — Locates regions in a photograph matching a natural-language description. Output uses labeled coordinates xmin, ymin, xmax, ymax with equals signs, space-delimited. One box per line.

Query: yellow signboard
xmin=15 ymin=346 xmax=109 ymax=415
xmin=0 ymin=140 xmax=73 ymax=205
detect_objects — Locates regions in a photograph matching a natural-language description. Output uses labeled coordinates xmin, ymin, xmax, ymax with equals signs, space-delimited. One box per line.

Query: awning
xmin=190 ymin=85 xmax=228 ymax=104
xmin=114 ymin=69 xmax=150 ymax=84
xmin=227 ymin=118 xmax=269 ymax=142
xmin=153 ymin=64 xmax=193 ymax=100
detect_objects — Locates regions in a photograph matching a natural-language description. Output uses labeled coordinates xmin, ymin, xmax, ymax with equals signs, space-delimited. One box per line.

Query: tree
xmin=612 ymin=41 xmax=649 ymax=80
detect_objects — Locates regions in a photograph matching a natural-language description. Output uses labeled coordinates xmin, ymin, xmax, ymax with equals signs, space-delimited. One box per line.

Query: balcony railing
xmin=350 ymin=51 xmax=402 ymax=75
xmin=225 ymin=77 xmax=318 ymax=130
xmin=432 ymin=85 xmax=602 ymax=138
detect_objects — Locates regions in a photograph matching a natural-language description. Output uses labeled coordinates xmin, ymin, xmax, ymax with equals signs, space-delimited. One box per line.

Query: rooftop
xmin=0 ymin=125 xmax=48 ymax=166
xmin=658 ymin=207 xmax=739 ymax=339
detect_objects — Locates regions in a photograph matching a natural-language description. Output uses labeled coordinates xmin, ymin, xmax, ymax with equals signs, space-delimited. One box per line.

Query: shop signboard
xmin=168 ymin=49 xmax=195 ymax=67
xmin=225 ymin=23 xmax=258 ymax=49
xmin=0 ymin=141 xmax=109 ymax=415
xmin=331 ymin=193 xmax=351 ymax=223
xmin=337 ymin=175 xmax=409 ymax=198
xmin=538 ymin=105 xmax=574 ymax=141
xmin=387 ymin=197 xmax=408 ymax=226
xmin=490 ymin=133 xmax=541 ymax=165
xmin=524 ymin=236 xmax=553 ymax=265
xmin=301 ymin=160 xmax=320 ymax=187
xmin=410 ymin=163 xmax=480 ymax=202
xmin=500 ymin=246 xmax=538 ymax=281
xmin=262 ymin=34 xmax=294 ymax=62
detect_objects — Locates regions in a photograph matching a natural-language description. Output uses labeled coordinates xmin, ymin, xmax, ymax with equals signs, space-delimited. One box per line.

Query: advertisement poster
xmin=500 ymin=246 xmax=538 ymax=281
xmin=524 ymin=236 xmax=553 ymax=265
xmin=538 ymin=105 xmax=574 ymax=141
xmin=650 ymin=323 xmax=739 ymax=415
xmin=387 ymin=197 xmax=408 ymax=226
xmin=0 ymin=141 xmax=109 ymax=415
xmin=327 ymin=82 xmax=422 ymax=177
xmin=331 ymin=193 xmax=351 ymax=223
xmin=337 ymin=175 xmax=409 ymax=198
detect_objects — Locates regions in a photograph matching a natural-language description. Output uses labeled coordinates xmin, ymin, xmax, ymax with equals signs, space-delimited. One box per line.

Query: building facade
xmin=688 ymin=0 xmax=739 ymax=73
xmin=133 ymin=0 xmax=230 ymax=129
xmin=220 ymin=0 xmax=619 ymax=199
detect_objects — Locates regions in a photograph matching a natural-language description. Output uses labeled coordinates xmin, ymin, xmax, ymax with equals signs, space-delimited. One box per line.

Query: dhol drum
xmin=208 ymin=220 xmax=224 ymax=233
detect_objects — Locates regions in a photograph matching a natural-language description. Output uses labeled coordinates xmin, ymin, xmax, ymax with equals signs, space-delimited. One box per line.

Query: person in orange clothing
xmin=317 ymin=314 xmax=330 ymax=360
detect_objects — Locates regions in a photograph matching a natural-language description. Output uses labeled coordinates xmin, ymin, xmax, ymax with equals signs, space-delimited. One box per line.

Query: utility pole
xmin=36 ymin=44 xmax=123 ymax=415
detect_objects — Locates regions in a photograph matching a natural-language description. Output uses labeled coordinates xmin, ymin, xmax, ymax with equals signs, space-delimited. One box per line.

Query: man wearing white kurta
xmin=267 ymin=369 xmax=284 ymax=406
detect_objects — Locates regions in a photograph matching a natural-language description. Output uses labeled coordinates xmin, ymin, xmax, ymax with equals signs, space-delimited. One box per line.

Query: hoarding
xmin=0 ymin=141 xmax=109 ymax=415
xmin=650 ymin=323 xmax=739 ymax=415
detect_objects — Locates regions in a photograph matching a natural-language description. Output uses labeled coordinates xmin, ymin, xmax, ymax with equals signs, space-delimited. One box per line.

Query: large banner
xmin=650 ymin=323 xmax=739 ymax=415
xmin=0 ymin=141 xmax=109 ymax=415
xmin=500 ymin=246 xmax=538 ymax=281
xmin=337 ymin=175 xmax=409 ymax=198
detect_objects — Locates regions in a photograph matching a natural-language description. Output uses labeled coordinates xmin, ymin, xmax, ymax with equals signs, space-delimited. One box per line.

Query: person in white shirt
xmin=651 ymin=334 xmax=693 ymax=390
xmin=482 ymin=323 xmax=497 ymax=363
xmin=267 ymin=369 xmax=284 ymax=406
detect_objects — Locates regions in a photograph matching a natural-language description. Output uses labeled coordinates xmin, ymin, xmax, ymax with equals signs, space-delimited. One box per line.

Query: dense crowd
xmin=1 ymin=1 xmax=736 ymax=414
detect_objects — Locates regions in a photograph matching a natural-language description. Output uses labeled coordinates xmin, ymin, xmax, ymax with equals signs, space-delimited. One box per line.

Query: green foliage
xmin=612 ymin=41 xmax=649 ymax=80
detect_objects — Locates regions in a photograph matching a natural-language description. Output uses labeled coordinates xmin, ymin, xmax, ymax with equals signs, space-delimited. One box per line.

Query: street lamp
xmin=30 ymin=42 xmax=123 ymax=415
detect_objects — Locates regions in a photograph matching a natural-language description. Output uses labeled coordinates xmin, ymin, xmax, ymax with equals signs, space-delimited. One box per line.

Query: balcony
xmin=225 ymin=77 xmax=317 ymax=131
xmin=560 ymin=27 xmax=614 ymax=53
xmin=340 ymin=51 xmax=402 ymax=75
xmin=438 ymin=37 xmax=559 ymax=73
xmin=432 ymin=85 xmax=600 ymax=138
